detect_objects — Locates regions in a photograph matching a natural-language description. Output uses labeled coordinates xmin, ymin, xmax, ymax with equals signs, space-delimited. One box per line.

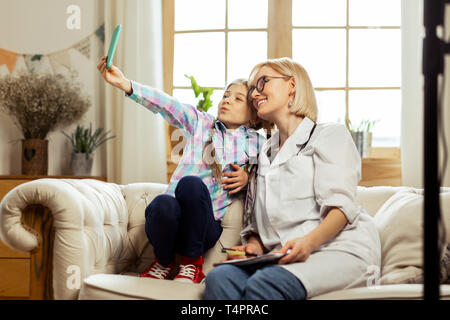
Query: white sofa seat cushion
xmin=79 ymin=274 xmax=205 ymax=300
xmin=79 ymin=274 xmax=450 ymax=300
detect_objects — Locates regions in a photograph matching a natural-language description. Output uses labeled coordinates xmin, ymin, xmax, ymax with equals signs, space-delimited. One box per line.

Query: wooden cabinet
xmin=360 ymin=158 xmax=402 ymax=186
xmin=0 ymin=175 xmax=106 ymax=300
xmin=360 ymin=148 xmax=402 ymax=187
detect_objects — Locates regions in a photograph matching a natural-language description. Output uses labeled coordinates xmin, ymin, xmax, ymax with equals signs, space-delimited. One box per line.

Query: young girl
xmin=97 ymin=56 xmax=266 ymax=284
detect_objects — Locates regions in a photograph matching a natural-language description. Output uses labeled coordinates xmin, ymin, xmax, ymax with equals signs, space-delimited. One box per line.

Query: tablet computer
xmin=106 ymin=24 xmax=122 ymax=69
xmin=213 ymin=252 xmax=287 ymax=268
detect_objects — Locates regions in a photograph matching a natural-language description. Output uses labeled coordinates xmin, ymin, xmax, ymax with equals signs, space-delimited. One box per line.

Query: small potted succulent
xmin=62 ymin=123 xmax=115 ymax=176
xmin=348 ymin=119 xmax=379 ymax=158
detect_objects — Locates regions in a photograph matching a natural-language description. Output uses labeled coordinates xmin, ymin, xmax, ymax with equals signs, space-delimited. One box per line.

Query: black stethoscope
xmin=296 ymin=122 xmax=317 ymax=155
xmin=267 ymin=122 xmax=317 ymax=158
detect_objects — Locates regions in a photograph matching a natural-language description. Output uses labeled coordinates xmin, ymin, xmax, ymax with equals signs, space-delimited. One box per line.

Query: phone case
xmin=106 ymin=24 xmax=122 ymax=69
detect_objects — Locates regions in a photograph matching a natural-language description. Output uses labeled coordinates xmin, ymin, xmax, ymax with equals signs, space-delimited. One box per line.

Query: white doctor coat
xmin=240 ymin=116 xmax=381 ymax=298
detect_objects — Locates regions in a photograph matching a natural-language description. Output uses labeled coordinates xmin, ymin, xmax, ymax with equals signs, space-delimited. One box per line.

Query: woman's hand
xmin=97 ymin=56 xmax=131 ymax=93
xmin=222 ymin=164 xmax=248 ymax=194
xmin=275 ymin=236 xmax=316 ymax=265
xmin=221 ymin=242 xmax=264 ymax=262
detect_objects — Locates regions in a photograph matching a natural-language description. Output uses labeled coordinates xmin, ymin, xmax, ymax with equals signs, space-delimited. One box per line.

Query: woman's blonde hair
xmin=202 ymin=79 xmax=272 ymax=183
xmin=248 ymin=57 xmax=318 ymax=122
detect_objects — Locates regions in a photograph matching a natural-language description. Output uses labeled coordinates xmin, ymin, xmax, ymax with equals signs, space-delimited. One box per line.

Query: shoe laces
xmin=177 ymin=264 xmax=197 ymax=279
xmin=144 ymin=261 xmax=172 ymax=279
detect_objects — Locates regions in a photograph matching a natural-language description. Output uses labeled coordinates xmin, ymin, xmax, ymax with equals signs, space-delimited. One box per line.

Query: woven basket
xmin=21 ymin=139 xmax=48 ymax=175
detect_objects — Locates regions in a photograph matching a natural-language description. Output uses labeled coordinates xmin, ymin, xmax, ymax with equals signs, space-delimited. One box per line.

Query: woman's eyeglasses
xmin=248 ymin=75 xmax=292 ymax=98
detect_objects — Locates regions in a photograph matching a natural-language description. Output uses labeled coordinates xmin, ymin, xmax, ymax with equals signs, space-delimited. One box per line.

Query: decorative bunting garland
xmin=0 ymin=23 xmax=105 ymax=75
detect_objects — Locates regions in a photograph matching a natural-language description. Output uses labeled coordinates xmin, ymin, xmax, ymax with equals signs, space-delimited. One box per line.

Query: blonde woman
xmin=204 ymin=57 xmax=381 ymax=299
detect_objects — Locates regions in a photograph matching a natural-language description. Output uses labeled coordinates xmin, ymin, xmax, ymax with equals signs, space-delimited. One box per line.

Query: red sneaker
xmin=174 ymin=256 xmax=205 ymax=284
xmin=140 ymin=258 xmax=174 ymax=279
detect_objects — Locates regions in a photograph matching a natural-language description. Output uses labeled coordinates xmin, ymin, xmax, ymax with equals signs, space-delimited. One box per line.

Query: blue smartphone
xmin=106 ymin=24 xmax=122 ymax=69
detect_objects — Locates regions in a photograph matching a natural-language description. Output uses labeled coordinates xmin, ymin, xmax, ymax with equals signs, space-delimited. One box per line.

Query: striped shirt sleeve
xmin=124 ymin=80 xmax=199 ymax=137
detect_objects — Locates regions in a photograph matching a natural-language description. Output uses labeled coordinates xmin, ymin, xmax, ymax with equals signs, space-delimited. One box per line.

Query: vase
xmin=21 ymin=139 xmax=48 ymax=175
xmin=351 ymin=131 xmax=373 ymax=158
xmin=70 ymin=152 xmax=93 ymax=176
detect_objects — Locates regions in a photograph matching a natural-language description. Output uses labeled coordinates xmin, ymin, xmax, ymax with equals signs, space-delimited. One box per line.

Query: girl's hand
xmin=221 ymin=242 xmax=264 ymax=262
xmin=275 ymin=236 xmax=316 ymax=265
xmin=97 ymin=56 xmax=131 ymax=92
xmin=222 ymin=164 xmax=248 ymax=194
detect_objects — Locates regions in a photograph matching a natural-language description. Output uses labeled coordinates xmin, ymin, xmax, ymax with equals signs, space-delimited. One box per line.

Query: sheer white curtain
xmin=103 ymin=0 xmax=167 ymax=185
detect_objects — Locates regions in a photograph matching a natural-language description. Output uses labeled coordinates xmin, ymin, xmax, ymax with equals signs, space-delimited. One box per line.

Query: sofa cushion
xmin=373 ymin=189 xmax=450 ymax=284
xmin=355 ymin=186 xmax=412 ymax=217
xmin=79 ymin=274 xmax=450 ymax=300
xmin=79 ymin=274 xmax=205 ymax=300
xmin=120 ymin=182 xmax=168 ymax=273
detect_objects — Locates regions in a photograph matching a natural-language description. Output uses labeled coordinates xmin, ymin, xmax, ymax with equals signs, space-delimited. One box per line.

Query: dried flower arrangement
xmin=0 ymin=71 xmax=91 ymax=139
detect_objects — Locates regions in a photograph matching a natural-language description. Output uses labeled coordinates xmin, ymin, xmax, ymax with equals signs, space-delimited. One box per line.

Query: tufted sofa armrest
xmin=0 ymin=178 xmax=167 ymax=299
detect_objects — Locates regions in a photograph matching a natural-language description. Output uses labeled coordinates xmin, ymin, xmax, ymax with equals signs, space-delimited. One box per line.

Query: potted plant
xmin=348 ymin=119 xmax=379 ymax=158
xmin=62 ymin=123 xmax=115 ymax=176
xmin=0 ymin=71 xmax=90 ymax=175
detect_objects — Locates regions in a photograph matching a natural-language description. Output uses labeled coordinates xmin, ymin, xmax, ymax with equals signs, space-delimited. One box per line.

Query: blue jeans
xmin=145 ymin=176 xmax=223 ymax=266
xmin=203 ymin=264 xmax=307 ymax=300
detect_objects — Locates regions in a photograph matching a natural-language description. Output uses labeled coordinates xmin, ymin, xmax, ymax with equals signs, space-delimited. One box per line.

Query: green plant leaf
xmin=185 ymin=75 xmax=216 ymax=111
xmin=185 ymin=75 xmax=202 ymax=97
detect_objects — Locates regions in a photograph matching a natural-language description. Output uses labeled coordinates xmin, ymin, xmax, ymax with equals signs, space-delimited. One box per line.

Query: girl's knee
xmin=178 ymin=175 xmax=203 ymax=187
xmin=175 ymin=176 xmax=206 ymax=198
xmin=145 ymin=194 xmax=179 ymax=222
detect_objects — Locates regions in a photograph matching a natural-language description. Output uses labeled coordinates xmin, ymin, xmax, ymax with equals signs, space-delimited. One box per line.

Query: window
xmin=171 ymin=0 xmax=268 ymax=116
xmin=292 ymin=0 xmax=401 ymax=147
xmin=164 ymin=0 xmax=401 ymax=147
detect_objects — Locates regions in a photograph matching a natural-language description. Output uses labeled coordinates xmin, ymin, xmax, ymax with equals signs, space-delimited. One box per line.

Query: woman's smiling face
xmin=249 ymin=66 xmax=294 ymax=122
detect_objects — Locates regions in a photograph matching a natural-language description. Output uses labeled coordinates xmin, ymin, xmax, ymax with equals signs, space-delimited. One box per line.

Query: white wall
xmin=443 ymin=5 xmax=450 ymax=187
xmin=401 ymin=0 xmax=450 ymax=188
xmin=0 ymin=0 xmax=106 ymax=176
xmin=401 ymin=0 xmax=424 ymax=188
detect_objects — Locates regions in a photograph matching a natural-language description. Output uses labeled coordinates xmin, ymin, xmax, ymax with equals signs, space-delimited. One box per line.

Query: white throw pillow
xmin=373 ymin=189 xmax=450 ymax=284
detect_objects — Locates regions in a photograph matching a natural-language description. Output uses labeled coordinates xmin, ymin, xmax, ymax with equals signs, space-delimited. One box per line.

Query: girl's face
xmin=217 ymin=84 xmax=253 ymax=129
xmin=249 ymin=66 xmax=294 ymax=122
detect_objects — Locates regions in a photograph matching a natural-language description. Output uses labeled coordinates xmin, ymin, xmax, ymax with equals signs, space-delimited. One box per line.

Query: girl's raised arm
xmin=97 ymin=56 xmax=199 ymax=137
xmin=124 ymin=79 xmax=199 ymax=137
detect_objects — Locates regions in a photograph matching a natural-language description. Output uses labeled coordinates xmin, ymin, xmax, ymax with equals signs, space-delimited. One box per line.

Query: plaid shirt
xmin=125 ymin=80 xmax=265 ymax=221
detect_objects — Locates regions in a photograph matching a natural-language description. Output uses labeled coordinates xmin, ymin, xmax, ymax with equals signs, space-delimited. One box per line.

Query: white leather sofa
xmin=1 ymin=178 xmax=449 ymax=300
